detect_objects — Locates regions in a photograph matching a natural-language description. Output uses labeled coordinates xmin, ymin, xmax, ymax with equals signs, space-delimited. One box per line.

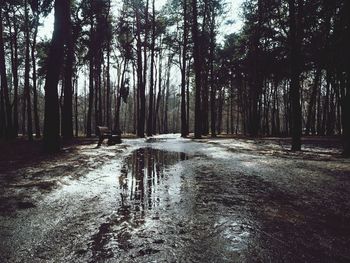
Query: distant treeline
xmin=0 ymin=0 xmax=349 ymax=155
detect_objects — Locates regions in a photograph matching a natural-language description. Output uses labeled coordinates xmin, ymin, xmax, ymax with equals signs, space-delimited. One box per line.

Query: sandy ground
xmin=0 ymin=134 xmax=349 ymax=263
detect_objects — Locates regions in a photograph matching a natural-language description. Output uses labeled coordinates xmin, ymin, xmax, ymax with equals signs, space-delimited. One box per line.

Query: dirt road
xmin=1 ymin=135 xmax=350 ymax=262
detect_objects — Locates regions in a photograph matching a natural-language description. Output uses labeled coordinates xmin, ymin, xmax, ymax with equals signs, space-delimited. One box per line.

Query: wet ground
xmin=1 ymin=135 xmax=350 ymax=262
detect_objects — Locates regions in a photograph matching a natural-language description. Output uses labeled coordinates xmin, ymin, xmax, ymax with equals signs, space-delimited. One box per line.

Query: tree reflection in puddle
xmin=90 ymin=148 xmax=188 ymax=261
xmin=119 ymin=148 xmax=188 ymax=222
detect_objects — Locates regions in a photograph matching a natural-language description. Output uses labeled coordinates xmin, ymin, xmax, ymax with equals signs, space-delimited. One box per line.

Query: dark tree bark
xmin=180 ymin=0 xmax=188 ymax=137
xmin=154 ymin=46 xmax=163 ymax=134
xmin=248 ymin=0 xmax=263 ymax=137
xmin=0 ymin=81 xmax=4 ymax=138
xmin=32 ymin=13 xmax=41 ymax=138
xmin=343 ymin=81 xmax=350 ymax=156
xmin=87 ymin=15 xmax=94 ymax=137
xmin=62 ymin=5 xmax=74 ymax=140
xmin=147 ymin=0 xmax=155 ymax=136
xmin=191 ymin=0 xmax=202 ymax=138
xmin=342 ymin=0 xmax=350 ymax=156
xmin=288 ymin=0 xmax=303 ymax=151
xmin=24 ymin=0 xmax=33 ymax=140
xmin=200 ymin=0 xmax=209 ymax=136
xmin=132 ymin=63 xmax=137 ymax=134
xmin=114 ymin=59 xmax=127 ymax=133
xmin=74 ymin=78 xmax=78 ymax=137
xmin=5 ymin=8 xmax=19 ymax=137
xmin=186 ymin=58 xmax=190 ymax=134
xmin=136 ymin=8 xmax=145 ymax=137
xmin=217 ymin=89 xmax=224 ymax=134
xmin=163 ymin=56 xmax=171 ymax=134
xmin=209 ymin=6 xmax=216 ymax=138
xmin=106 ymin=38 xmax=111 ymax=128
xmin=43 ymin=0 xmax=69 ymax=152
xmin=321 ymin=71 xmax=331 ymax=135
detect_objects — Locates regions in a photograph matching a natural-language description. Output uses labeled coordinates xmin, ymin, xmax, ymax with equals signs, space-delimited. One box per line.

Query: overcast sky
xmin=38 ymin=0 xmax=244 ymax=41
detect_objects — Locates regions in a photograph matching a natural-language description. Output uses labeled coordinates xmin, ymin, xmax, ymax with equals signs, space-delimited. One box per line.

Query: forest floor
xmin=0 ymin=134 xmax=349 ymax=263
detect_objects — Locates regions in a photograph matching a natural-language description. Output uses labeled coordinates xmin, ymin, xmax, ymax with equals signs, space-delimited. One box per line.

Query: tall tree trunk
xmin=209 ymin=6 xmax=216 ymax=137
xmin=147 ymin=0 xmax=156 ymax=136
xmin=43 ymin=0 xmax=69 ymax=152
xmin=321 ymin=71 xmax=330 ymax=135
xmin=154 ymin=48 xmax=163 ymax=134
xmin=0 ymin=81 xmax=4 ymax=138
xmin=115 ymin=86 xmax=121 ymax=132
xmin=22 ymin=93 xmax=26 ymax=135
xmin=230 ymin=84 xmax=234 ymax=134
xmin=181 ymin=0 xmax=188 ymax=137
xmin=163 ymin=56 xmax=171 ymax=134
xmin=247 ymin=0 xmax=263 ymax=137
xmin=343 ymin=78 xmax=350 ymax=156
xmin=217 ymin=89 xmax=224 ymax=134
xmin=106 ymin=39 xmax=111 ymax=128
xmin=136 ymin=9 xmax=145 ymax=137
xmin=75 ymin=78 xmax=78 ymax=137
xmin=316 ymin=79 xmax=321 ymax=135
xmin=186 ymin=59 xmax=190 ymax=133
xmin=200 ymin=0 xmax=209 ymax=136
xmin=24 ymin=0 xmax=33 ymax=140
xmin=192 ymin=0 xmax=202 ymax=138
xmin=87 ymin=16 xmax=94 ymax=137
xmin=5 ymin=9 xmax=19 ymax=137
xmin=62 ymin=7 xmax=74 ymax=140
xmin=114 ymin=59 xmax=127 ymax=132
xmin=132 ymin=63 xmax=137 ymax=134
xmin=32 ymin=15 xmax=41 ymax=138
xmin=342 ymin=0 xmax=350 ymax=156
xmin=288 ymin=0 xmax=303 ymax=151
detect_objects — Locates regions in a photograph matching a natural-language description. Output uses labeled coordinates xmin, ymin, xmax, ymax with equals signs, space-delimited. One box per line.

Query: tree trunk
xmin=24 ymin=0 xmax=33 ymax=140
xmin=32 ymin=14 xmax=41 ymax=138
xmin=106 ymin=39 xmax=111 ymax=128
xmin=342 ymin=0 xmax=350 ymax=156
xmin=87 ymin=16 xmax=94 ymax=137
xmin=288 ymin=0 xmax=303 ymax=151
xmin=186 ymin=59 xmax=190 ymax=134
xmin=192 ymin=0 xmax=202 ymax=138
xmin=343 ymin=80 xmax=350 ymax=156
xmin=209 ymin=9 xmax=216 ymax=138
xmin=132 ymin=63 xmax=137 ymax=134
xmin=62 ymin=6 xmax=74 ymax=140
xmin=163 ymin=56 xmax=171 ymax=134
xmin=5 ymin=9 xmax=19 ymax=137
xmin=147 ymin=0 xmax=156 ymax=136
xmin=181 ymin=0 xmax=188 ymax=137
xmin=217 ymin=89 xmax=224 ymax=134
xmin=43 ymin=0 xmax=69 ymax=152
xmin=154 ymin=48 xmax=163 ymax=134
xmin=0 ymin=81 xmax=5 ymax=138
xmin=136 ymin=9 xmax=145 ymax=137
xmin=75 ymin=78 xmax=78 ymax=137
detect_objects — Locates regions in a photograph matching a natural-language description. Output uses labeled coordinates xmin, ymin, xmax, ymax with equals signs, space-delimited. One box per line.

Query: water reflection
xmin=119 ymin=148 xmax=188 ymax=221
xmin=90 ymin=148 xmax=187 ymax=261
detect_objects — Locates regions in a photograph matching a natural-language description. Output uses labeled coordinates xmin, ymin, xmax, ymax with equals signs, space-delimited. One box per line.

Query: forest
xmin=0 ymin=0 xmax=349 ymax=154
xmin=1 ymin=1 xmax=350 ymax=262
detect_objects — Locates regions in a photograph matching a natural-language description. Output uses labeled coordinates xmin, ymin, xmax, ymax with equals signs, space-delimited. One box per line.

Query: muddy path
xmin=1 ymin=135 xmax=350 ymax=262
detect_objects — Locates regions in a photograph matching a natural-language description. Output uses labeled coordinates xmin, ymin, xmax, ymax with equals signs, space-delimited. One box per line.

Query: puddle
xmin=89 ymin=148 xmax=189 ymax=261
xmin=119 ymin=148 xmax=189 ymax=212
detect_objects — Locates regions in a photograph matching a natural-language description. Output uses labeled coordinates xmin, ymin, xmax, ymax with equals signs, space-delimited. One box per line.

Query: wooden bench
xmin=96 ymin=126 xmax=122 ymax=146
